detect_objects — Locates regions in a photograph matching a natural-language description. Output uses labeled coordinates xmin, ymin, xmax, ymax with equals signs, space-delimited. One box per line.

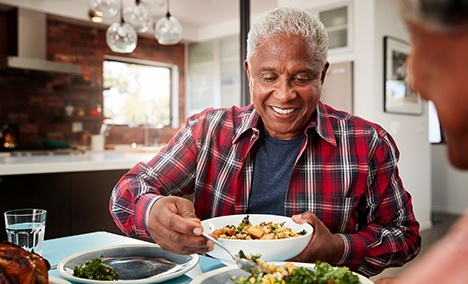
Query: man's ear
xmin=244 ymin=60 xmax=250 ymax=79
xmin=320 ymin=62 xmax=330 ymax=85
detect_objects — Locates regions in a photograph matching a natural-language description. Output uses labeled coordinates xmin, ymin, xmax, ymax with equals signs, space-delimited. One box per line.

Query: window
xmin=428 ymin=101 xmax=445 ymax=144
xmin=103 ymin=57 xmax=174 ymax=127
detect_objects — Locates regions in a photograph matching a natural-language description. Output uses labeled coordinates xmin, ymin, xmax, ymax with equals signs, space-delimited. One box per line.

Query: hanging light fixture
xmin=123 ymin=0 xmax=152 ymax=33
xmin=88 ymin=0 xmax=119 ymax=18
xmin=87 ymin=0 xmax=183 ymax=51
xmin=88 ymin=9 xmax=103 ymax=23
xmin=154 ymin=0 xmax=183 ymax=45
xmin=106 ymin=0 xmax=138 ymax=53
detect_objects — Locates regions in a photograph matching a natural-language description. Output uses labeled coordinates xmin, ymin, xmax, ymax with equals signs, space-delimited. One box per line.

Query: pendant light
xmin=88 ymin=9 xmax=103 ymax=23
xmin=106 ymin=0 xmax=138 ymax=53
xmin=88 ymin=0 xmax=119 ymax=18
xmin=123 ymin=0 xmax=152 ymax=33
xmin=154 ymin=0 xmax=183 ymax=45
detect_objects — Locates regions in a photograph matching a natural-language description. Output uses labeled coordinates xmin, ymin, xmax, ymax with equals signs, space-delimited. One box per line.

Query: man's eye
xmin=294 ymin=76 xmax=312 ymax=84
xmin=262 ymin=76 xmax=277 ymax=82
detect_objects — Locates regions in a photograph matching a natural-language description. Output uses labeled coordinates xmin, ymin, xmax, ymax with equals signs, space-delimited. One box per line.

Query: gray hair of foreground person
xmin=395 ymin=0 xmax=468 ymax=33
xmin=246 ymin=7 xmax=329 ymax=78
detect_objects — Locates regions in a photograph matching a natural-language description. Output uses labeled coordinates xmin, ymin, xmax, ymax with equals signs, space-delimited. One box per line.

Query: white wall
xmin=373 ymin=1 xmax=468 ymax=221
xmin=370 ymin=1 xmax=432 ymax=230
xmin=432 ymin=145 xmax=468 ymax=214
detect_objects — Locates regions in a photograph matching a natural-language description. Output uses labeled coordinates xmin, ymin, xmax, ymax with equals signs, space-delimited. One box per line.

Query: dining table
xmin=44 ymin=231 xmax=227 ymax=283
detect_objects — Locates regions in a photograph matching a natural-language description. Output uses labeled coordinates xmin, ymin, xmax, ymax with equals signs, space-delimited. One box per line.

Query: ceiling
xmin=0 ymin=0 xmax=279 ymax=42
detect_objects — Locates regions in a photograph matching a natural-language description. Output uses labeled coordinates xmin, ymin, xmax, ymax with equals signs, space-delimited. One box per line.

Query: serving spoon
xmin=201 ymin=232 xmax=260 ymax=275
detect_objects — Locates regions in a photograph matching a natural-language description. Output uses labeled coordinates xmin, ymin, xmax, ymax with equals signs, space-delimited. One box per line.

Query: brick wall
xmin=0 ymin=15 xmax=185 ymax=149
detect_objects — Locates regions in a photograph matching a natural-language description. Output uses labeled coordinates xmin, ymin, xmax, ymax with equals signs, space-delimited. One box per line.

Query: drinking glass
xmin=4 ymin=208 xmax=47 ymax=255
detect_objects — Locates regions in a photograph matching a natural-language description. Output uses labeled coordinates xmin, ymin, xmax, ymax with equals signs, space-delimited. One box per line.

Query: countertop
xmin=0 ymin=150 xmax=157 ymax=176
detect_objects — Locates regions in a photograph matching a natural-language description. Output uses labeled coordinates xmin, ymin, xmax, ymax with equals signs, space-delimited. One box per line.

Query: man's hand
xmin=288 ymin=211 xmax=344 ymax=264
xmin=146 ymin=196 xmax=213 ymax=255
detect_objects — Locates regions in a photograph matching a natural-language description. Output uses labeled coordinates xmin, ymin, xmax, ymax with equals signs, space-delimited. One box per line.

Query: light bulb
xmin=88 ymin=0 xmax=119 ymax=18
xmin=88 ymin=9 xmax=103 ymax=23
xmin=123 ymin=1 xmax=152 ymax=33
xmin=106 ymin=22 xmax=138 ymax=53
xmin=154 ymin=14 xmax=183 ymax=45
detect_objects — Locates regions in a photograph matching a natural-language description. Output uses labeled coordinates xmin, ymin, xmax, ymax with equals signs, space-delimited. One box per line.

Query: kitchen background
xmin=0 ymin=0 xmax=467 ymax=242
xmin=0 ymin=10 xmax=183 ymax=149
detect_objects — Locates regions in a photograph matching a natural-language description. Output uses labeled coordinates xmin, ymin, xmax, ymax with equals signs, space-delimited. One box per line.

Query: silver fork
xmin=201 ymin=232 xmax=260 ymax=275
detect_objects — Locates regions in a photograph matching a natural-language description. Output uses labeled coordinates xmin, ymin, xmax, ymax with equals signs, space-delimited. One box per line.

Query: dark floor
xmin=370 ymin=211 xmax=460 ymax=281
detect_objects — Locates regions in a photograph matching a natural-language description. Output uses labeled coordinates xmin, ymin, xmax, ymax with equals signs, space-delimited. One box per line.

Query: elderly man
xmin=110 ymin=7 xmax=421 ymax=277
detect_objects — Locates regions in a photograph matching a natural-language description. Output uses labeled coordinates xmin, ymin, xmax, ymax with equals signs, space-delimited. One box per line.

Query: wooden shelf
xmin=55 ymin=115 xmax=103 ymax=123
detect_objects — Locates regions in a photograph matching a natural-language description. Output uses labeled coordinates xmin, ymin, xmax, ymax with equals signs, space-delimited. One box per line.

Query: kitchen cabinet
xmin=321 ymin=61 xmax=354 ymax=113
xmin=188 ymin=41 xmax=215 ymax=115
xmin=69 ymin=170 xmax=125 ymax=235
xmin=0 ymin=170 xmax=127 ymax=241
xmin=220 ymin=36 xmax=242 ymax=108
xmin=309 ymin=1 xmax=353 ymax=53
xmin=187 ymin=35 xmax=241 ymax=116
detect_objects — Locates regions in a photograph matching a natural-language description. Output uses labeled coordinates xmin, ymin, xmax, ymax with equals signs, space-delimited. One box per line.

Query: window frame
xmin=103 ymin=55 xmax=180 ymax=128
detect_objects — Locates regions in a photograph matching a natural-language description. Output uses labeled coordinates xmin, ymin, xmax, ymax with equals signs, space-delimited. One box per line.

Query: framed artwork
xmin=383 ymin=36 xmax=423 ymax=115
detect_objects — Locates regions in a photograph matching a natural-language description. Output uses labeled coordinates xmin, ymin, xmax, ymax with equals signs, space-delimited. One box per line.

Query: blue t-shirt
xmin=247 ymin=131 xmax=303 ymax=215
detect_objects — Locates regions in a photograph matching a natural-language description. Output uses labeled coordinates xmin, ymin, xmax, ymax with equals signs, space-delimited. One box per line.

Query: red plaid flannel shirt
xmin=110 ymin=102 xmax=421 ymax=277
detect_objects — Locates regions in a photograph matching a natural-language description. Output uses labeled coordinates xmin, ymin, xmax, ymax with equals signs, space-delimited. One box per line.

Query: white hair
xmin=246 ymin=7 xmax=329 ymax=77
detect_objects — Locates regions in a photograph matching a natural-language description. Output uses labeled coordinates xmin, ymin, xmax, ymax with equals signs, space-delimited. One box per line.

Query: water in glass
xmin=4 ymin=209 xmax=47 ymax=255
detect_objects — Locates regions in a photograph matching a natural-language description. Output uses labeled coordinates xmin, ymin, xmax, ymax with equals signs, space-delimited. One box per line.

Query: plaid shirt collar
xmin=233 ymin=102 xmax=337 ymax=146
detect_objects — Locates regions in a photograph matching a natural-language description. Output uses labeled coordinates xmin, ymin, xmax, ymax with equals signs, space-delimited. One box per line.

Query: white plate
xmin=50 ymin=276 xmax=71 ymax=284
xmin=190 ymin=262 xmax=374 ymax=284
xmin=57 ymin=243 xmax=199 ymax=283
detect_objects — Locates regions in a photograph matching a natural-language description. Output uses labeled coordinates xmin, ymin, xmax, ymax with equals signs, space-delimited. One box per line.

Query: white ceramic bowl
xmin=201 ymin=214 xmax=313 ymax=262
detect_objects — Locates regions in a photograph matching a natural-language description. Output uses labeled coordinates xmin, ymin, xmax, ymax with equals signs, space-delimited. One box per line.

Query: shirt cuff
xmin=335 ymin=233 xmax=351 ymax=266
xmin=335 ymin=233 xmax=368 ymax=271
xmin=134 ymin=194 xmax=164 ymax=237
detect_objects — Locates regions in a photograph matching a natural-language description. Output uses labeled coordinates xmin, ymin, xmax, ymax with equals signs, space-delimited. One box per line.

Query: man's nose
xmin=276 ymin=79 xmax=296 ymax=101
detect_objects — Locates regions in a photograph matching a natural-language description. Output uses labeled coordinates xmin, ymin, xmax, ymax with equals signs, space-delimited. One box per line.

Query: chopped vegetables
xmin=73 ymin=255 xmax=119 ymax=281
xmin=212 ymin=215 xmax=307 ymax=240
xmin=231 ymin=254 xmax=359 ymax=284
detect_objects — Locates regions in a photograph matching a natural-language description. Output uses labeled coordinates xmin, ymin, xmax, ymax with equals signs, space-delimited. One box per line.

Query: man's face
xmin=244 ymin=34 xmax=327 ymax=140
xmin=407 ymin=21 xmax=468 ymax=169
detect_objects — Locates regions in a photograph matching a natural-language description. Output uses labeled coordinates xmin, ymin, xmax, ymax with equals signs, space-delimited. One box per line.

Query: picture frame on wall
xmin=383 ymin=36 xmax=423 ymax=115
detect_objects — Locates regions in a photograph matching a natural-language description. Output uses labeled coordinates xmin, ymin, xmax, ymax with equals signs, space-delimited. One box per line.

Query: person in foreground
xmin=110 ymin=7 xmax=421 ymax=277
xmin=375 ymin=0 xmax=468 ymax=283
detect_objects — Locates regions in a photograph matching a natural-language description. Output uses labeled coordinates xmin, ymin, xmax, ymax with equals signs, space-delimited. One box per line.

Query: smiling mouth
xmin=272 ymin=106 xmax=295 ymax=115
